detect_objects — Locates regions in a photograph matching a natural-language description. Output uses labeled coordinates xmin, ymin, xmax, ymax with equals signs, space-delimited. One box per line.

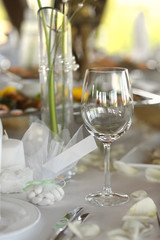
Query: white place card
xmin=44 ymin=134 xmax=97 ymax=175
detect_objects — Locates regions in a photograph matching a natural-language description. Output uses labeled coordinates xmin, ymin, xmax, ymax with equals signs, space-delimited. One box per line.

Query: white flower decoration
xmin=130 ymin=190 xmax=148 ymax=201
xmin=68 ymin=221 xmax=100 ymax=239
xmin=113 ymin=161 xmax=138 ymax=176
xmin=145 ymin=167 xmax=160 ymax=183
xmin=107 ymin=197 xmax=156 ymax=240
xmin=123 ymin=197 xmax=157 ymax=222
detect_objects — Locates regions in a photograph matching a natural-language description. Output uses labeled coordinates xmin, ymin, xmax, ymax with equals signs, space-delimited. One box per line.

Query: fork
xmin=50 ymin=213 xmax=90 ymax=240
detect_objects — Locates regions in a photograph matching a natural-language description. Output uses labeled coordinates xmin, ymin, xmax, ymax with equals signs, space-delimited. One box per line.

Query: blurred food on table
xmin=87 ymin=57 xmax=148 ymax=71
xmin=9 ymin=66 xmax=38 ymax=79
xmin=0 ymin=83 xmax=156 ymax=117
xmin=72 ymin=86 xmax=153 ymax=105
xmin=73 ymin=87 xmax=83 ymax=102
xmin=1 ymin=0 xmax=160 ymax=121
xmin=0 ymin=85 xmax=40 ymax=116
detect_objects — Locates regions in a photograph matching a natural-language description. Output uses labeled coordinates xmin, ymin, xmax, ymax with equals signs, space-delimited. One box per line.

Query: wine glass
xmin=81 ymin=67 xmax=134 ymax=207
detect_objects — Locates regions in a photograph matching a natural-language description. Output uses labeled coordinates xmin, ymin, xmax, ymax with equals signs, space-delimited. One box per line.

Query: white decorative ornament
xmin=122 ymin=219 xmax=153 ymax=239
xmin=107 ymin=197 xmax=156 ymax=240
xmin=130 ymin=190 xmax=148 ymax=201
xmin=145 ymin=167 xmax=160 ymax=183
xmin=107 ymin=228 xmax=130 ymax=240
xmin=123 ymin=197 xmax=157 ymax=222
xmin=68 ymin=221 xmax=100 ymax=239
xmin=25 ymin=184 xmax=65 ymax=206
xmin=107 ymin=219 xmax=153 ymax=240
xmin=113 ymin=161 xmax=138 ymax=176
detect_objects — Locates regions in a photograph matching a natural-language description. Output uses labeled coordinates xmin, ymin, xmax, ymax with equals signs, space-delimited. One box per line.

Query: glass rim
xmin=37 ymin=6 xmax=66 ymax=18
xmin=86 ymin=67 xmax=128 ymax=73
xmin=37 ymin=6 xmax=69 ymax=32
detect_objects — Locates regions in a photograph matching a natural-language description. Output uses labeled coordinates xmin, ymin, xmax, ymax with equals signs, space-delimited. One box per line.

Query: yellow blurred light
xmin=95 ymin=0 xmax=160 ymax=55
xmin=0 ymin=86 xmax=17 ymax=97
xmin=73 ymin=87 xmax=83 ymax=102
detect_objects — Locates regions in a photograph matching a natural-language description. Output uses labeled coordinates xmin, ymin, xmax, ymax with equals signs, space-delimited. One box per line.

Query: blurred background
xmin=1 ymin=0 xmax=160 ymax=75
xmin=1 ymin=0 xmax=160 ymax=76
xmin=1 ymin=0 xmax=160 ymax=116
xmin=1 ymin=0 xmax=160 ymax=134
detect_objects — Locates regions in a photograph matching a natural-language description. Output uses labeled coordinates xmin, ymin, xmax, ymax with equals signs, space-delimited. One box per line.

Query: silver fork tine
xmin=77 ymin=213 xmax=89 ymax=222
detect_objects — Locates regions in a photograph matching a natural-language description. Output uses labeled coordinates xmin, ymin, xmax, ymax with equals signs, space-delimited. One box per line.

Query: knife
xmin=48 ymin=207 xmax=83 ymax=240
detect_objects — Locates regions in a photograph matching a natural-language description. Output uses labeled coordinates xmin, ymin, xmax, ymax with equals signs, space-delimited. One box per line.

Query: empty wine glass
xmin=81 ymin=67 xmax=134 ymax=206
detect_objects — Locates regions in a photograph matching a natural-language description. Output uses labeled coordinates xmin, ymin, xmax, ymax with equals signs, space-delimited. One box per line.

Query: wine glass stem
xmin=103 ymin=143 xmax=112 ymax=195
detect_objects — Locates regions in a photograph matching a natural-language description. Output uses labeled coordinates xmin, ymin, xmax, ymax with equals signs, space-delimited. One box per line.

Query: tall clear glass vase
xmin=38 ymin=7 xmax=74 ymax=136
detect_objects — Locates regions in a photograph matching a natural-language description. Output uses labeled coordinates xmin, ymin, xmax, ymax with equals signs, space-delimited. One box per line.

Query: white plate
xmin=0 ymin=196 xmax=41 ymax=239
xmin=133 ymin=88 xmax=160 ymax=106
xmin=121 ymin=133 xmax=160 ymax=169
xmin=19 ymin=79 xmax=40 ymax=98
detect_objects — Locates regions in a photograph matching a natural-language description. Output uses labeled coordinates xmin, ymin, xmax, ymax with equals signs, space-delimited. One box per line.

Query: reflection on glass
xmin=81 ymin=67 xmax=134 ymax=207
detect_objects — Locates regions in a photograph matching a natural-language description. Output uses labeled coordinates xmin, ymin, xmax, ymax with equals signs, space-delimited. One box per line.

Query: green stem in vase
xmin=61 ymin=3 xmax=67 ymax=132
xmin=38 ymin=0 xmax=58 ymax=134
xmin=48 ymin=70 xmax=58 ymax=133
xmin=48 ymin=8 xmax=58 ymax=134
xmin=37 ymin=0 xmax=88 ymax=134
xmin=37 ymin=0 xmax=50 ymax=55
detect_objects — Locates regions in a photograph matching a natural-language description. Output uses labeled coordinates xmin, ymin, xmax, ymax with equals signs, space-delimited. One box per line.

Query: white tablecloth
xmin=4 ymin=166 xmax=160 ymax=240
xmin=1 ymin=114 xmax=160 ymax=240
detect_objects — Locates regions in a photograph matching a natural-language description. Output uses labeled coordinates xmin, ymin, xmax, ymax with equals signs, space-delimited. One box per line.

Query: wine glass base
xmin=85 ymin=191 xmax=129 ymax=207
